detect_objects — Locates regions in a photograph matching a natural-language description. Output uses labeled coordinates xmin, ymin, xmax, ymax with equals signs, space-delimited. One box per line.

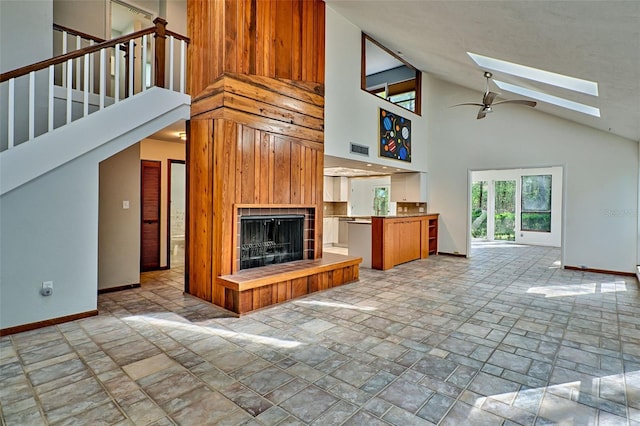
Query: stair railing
xmin=53 ymin=23 xmax=106 ymax=94
xmin=0 ymin=18 xmax=189 ymax=152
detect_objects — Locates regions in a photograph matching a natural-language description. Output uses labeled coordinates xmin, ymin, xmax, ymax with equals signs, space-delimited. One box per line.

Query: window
xmin=361 ymin=34 xmax=421 ymax=115
xmin=521 ymin=175 xmax=552 ymax=232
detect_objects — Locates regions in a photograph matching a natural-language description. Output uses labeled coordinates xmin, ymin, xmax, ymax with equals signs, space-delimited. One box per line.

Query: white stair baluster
xmin=99 ymin=48 xmax=105 ymax=110
xmin=169 ymin=35 xmax=174 ymax=91
xmin=180 ymin=40 xmax=185 ymax=94
xmin=62 ymin=31 xmax=67 ymax=86
xmin=114 ymin=45 xmax=120 ymax=102
xmin=128 ymin=39 xmax=134 ymax=97
xmin=8 ymin=78 xmax=15 ymax=149
xmin=28 ymin=71 xmax=35 ymax=140
xmin=142 ymin=35 xmax=147 ymax=91
xmin=48 ymin=65 xmax=54 ymax=132
xmin=89 ymin=40 xmax=95 ymax=93
xmin=83 ymin=53 xmax=89 ymax=116
xmin=75 ymin=35 xmax=81 ymax=90
xmin=66 ymin=58 xmax=73 ymax=124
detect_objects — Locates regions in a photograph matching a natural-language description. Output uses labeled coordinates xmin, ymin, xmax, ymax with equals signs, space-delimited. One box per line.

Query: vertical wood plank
xmin=273 ymin=136 xmax=291 ymax=203
xmin=274 ymin=0 xmax=293 ymax=79
xmin=224 ymin=0 xmax=238 ymax=73
xmin=290 ymin=143 xmax=301 ymax=204
xmin=291 ymin=0 xmax=302 ymax=81
xmin=241 ymin=125 xmax=255 ymax=203
xmin=259 ymin=131 xmax=270 ymax=203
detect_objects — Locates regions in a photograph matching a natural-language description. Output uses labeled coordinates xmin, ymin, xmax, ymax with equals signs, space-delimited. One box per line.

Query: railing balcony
xmin=0 ymin=18 xmax=189 ymax=152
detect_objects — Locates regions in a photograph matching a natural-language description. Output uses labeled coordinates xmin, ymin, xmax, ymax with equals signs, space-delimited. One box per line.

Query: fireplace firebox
xmin=240 ymin=215 xmax=305 ymax=270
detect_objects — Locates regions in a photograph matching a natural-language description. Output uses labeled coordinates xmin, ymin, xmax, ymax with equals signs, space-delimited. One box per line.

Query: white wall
xmin=0 ymin=0 xmax=52 ymax=72
xmin=98 ymin=144 xmax=141 ymax=290
xmin=1 ymin=149 xmax=100 ymax=329
xmin=425 ymin=76 xmax=638 ymax=273
xmin=140 ymin=138 xmax=185 ymax=267
xmin=0 ymin=0 xmax=53 ymax=150
xmin=324 ymin=7 xmax=428 ymax=173
xmin=471 ymin=167 xmax=563 ymax=247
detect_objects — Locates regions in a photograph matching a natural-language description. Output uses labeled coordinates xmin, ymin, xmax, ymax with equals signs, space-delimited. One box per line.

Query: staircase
xmin=0 ymin=19 xmax=191 ymax=196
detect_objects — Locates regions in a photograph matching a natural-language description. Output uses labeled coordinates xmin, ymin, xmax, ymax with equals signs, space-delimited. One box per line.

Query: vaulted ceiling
xmin=325 ymin=0 xmax=640 ymax=142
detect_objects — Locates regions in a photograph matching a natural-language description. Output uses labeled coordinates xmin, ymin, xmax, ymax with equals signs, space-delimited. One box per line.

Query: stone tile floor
xmin=1 ymin=243 xmax=639 ymax=425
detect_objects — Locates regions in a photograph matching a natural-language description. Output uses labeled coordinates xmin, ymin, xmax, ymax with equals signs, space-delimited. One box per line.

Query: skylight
xmin=467 ymin=52 xmax=599 ymax=96
xmin=494 ymin=80 xmax=601 ymax=117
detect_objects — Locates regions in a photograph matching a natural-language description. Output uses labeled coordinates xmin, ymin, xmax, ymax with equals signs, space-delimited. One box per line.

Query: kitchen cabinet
xmin=323 ymin=176 xmax=349 ymax=202
xmin=391 ymin=172 xmax=427 ymax=202
xmin=323 ymin=176 xmax=335 ymax=201
xmin=322 ymin=217 xmax=339 ymax=245
xmin=371 ymin=214 xmax=439 ymax=270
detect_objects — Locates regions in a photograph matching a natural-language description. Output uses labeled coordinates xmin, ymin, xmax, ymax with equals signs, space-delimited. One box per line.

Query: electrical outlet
xmin=41 ymin=281 xmax=53 ymax=297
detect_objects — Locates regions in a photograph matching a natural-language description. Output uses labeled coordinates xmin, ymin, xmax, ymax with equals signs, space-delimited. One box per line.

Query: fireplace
xmin=240 ymin=215 xmax=305 ymax=270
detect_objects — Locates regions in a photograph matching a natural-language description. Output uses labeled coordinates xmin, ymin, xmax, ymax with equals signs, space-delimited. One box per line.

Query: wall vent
xmin=350 ymin=143 xmax=369 ymax=156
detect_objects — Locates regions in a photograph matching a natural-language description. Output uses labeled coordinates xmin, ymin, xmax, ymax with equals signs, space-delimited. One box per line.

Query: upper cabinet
xmin=324 ymin=176 xmax=349 ymax=202
xmin=391 ymin=172 xmax=427 ymax=202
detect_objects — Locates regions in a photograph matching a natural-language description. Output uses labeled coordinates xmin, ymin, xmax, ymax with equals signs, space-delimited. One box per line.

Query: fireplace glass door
xmin=240 ymin=215 xmax=305 ymax=269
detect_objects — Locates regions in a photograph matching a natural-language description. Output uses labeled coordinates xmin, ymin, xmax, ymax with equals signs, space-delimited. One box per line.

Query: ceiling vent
xmin=350 ymin=143 xmax=369 ymax=156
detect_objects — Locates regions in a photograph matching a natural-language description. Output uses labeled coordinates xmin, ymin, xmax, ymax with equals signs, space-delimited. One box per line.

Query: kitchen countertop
xmin=371 ymin=213 xmax=439 ymax=218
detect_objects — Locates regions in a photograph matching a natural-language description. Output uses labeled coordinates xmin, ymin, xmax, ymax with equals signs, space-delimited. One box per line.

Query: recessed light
xmin=382 ymin=166 xmax=387 ymax=169
xmin=494 ymin=80 xmax=600 ymax=117
xmin=468 ymin=52 xmax=598 ymax=96
xmin=366 ymin=164 xmax=372 ymax=167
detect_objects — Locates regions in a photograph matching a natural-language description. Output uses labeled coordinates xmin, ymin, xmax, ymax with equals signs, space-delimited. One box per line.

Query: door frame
xmin=467 ymin=166 xmax=567 ymax=261
xmin=167 ymin=159 xmax=186 ymax=268
xmin=140 ymin=159 xmax=162 ymax=271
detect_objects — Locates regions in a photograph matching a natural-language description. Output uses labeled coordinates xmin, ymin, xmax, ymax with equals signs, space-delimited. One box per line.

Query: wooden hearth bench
xmin=218 ymin=253 xmax=362 ymax=315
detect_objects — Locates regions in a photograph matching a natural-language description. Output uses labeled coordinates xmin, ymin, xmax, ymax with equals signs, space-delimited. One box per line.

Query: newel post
xmin=153 ymin=17 xmax=167 ymax=88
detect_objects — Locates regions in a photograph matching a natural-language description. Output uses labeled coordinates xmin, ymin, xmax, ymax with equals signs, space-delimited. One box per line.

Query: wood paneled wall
xmin=186 ymin=0 xmax=326 ymax=307
xmin=188 ymin=0 xmax=325 ymax=98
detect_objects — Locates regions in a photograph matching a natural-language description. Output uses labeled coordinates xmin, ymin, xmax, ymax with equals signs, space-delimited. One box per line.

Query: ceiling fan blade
xmin=493 ymin=100 xmax=537 ymax=108
xmin=477 ymin=107 xmax=487 ymax=119
xmin=450 ymin=102 xmax=484 ymax=108
xmin=482 ymin=91 xmax=499 ymax=105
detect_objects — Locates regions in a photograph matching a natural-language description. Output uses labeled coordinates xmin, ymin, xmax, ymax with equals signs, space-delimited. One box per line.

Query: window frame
xmin=361 ymin=33 xmax=422 ymax=116
xmin=520 ymin=174 xmax=552 ymax=233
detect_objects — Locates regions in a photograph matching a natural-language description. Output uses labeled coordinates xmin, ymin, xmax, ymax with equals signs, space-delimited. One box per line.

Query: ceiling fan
xmin=452 ymin=71 xmax=537 ymax=119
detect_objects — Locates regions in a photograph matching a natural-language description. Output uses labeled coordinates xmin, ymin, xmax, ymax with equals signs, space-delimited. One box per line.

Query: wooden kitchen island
xmin=371 ymin=214 xmax=439 ymax=270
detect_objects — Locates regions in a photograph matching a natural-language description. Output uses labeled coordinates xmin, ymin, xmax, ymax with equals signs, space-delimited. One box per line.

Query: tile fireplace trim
xmin=233 ymin=204 xmax=317 ymax=274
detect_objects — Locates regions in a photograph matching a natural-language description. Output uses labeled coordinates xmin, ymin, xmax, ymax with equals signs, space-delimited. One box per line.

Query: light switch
xmin=122 ymin=200 xmax=130 ymax=209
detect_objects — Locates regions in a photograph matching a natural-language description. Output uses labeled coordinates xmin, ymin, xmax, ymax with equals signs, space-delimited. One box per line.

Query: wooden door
xmin=141 ymin=160 xmax=161 ymax=271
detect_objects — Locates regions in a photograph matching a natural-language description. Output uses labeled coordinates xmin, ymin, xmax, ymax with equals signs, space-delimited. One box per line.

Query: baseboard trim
xmin=437 ymin=252 xmax=467 ymax=258
xmin=0 ymin=310 xmax=99 ymax=337
xmin=564 ymin=265 xmax=635 ymax=277
xmin=97 ymin=283 xmax=141 ymax=294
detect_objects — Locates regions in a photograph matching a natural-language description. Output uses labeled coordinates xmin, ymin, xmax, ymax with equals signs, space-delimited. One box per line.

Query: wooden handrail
xmin=1 ymin=24 xmax=189 ymax=84
xmin=166 ymin=30 xmax=190 ymax=43
xmin=0 ymin=27 xmax=155 ymax=83
xmin=53 ymin=23 xmax=105 ymax=44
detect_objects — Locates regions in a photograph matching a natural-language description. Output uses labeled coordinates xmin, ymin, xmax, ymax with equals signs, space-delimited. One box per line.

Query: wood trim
xmin=0 ymin=310 xmax=98 ymax=337
xmin=53 ymin=23 xmax=105 ymax=43
xmin=219 ymin=255 xmax=362 ymax=292
xmin=184 ymin=120 xmax=191 ymax=293
xmin=564 ymin=265 xmax=635 ymax=277
xmin=97 ymin=283 xmax=141 ymax=294
xmin=234 ymin=203 xmax=317 ymax=209
xmin=165 ymin=30 xmax=191 ymax=44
